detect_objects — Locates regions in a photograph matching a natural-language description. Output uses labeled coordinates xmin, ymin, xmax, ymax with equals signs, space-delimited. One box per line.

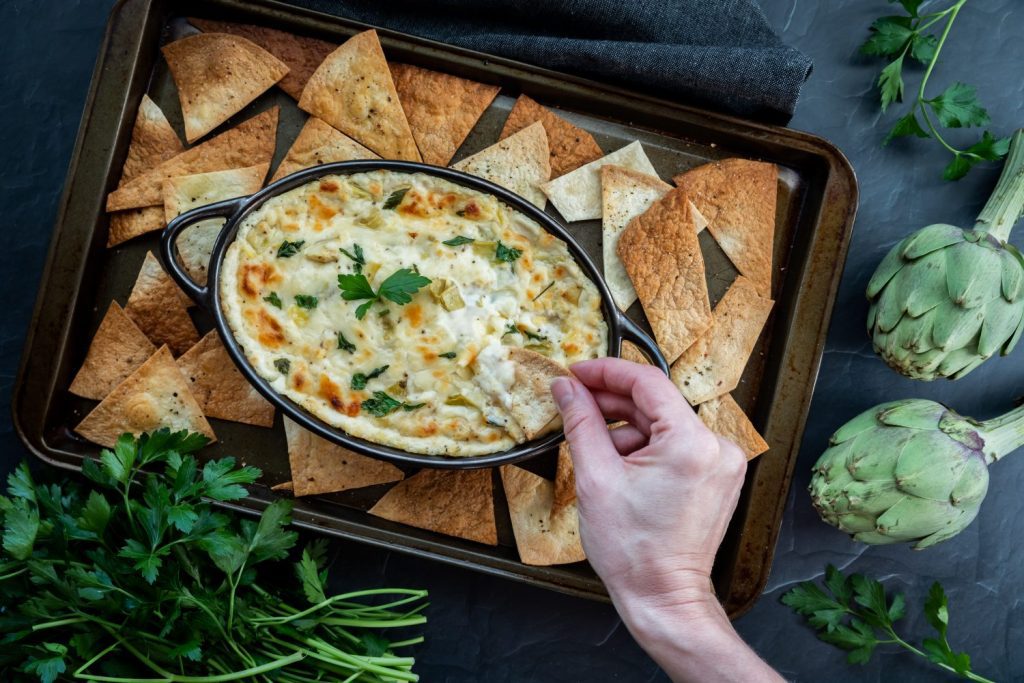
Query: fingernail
xmin=550 ymin=377 xmax=574 ymax=411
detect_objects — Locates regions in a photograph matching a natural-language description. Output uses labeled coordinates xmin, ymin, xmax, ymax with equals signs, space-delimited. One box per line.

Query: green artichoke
xmin=867 ymin=129 xmax=1024 ymax=380
xmin=809 ymin=399 xmax=1024 ymax=548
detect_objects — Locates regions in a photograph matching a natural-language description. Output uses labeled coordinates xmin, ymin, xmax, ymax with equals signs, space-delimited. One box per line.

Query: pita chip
xmin=600 ymin=165 xmax=672 ymax=311
xmin=125 ymin=252 xmax=200 ymax=355
xmin=298 ymin=30 xmax=420 ymax=161
xmin=108 ymin=207 xmax=167 ymax=248
xmin=176 ymin=331 xmax=275 ymax=427
xmin=163 ymin=33 xmax=288 ymax=143
xmin=283 ymin=418 xmax=403 ymax=496
xmin=271 ymin=481 xmax=295 ymax=493
xmin=542 ymin=140 xmax=658 ymax=222
xmin=452 ymin=121 xmax=550 ymax=208
xmin=619 ymin=340 xmax=651 ymax=365
xmin=163 ymin=163 xmax=269 ymax=286
xmin=390 ymin=63 xmax=499 ymax=166
xmin=698 ymin=394 xmax=769 ymax=460
xmin=507 ymin=347 xmax=571 ymax=439
xmin=499 ymin=94 xmax=604 ymax=178
xmin=618 ymin=188 xmax=712 ymax=363
xmin=674 ymin=159 xmax=778 ymax=296
xmin=270 ymin=117 xmax=378 ymax=182
xmin=671 ymin=275 xmax=774 ymax=405
xmin=69 ymin=302 xmax=157 ymax=400
xmin=501 ymin=465 xmax=585 ymax=566
xmin=75 ymin=346 xmax=216 ymax=448
xmin=369 ymin=468 xmax=497 ymax=545
xmin=188 ymin=18 xmax=336 ymax=100
xmin=553 ymin=442 xmax=576 ymax=514
xmin=106 ymin=107 xmax=279 ymax=211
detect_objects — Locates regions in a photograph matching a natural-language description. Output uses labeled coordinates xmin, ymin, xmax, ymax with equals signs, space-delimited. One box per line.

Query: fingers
xmin=570 ymin=358 xmax=702 ymax=431
xmin=609 ymin=423 xmax=648 ymax=453
xmin=591 ymin=390 xmax=652 ymax=435
xmin=551 ymin=377 xmax=623 ymax=483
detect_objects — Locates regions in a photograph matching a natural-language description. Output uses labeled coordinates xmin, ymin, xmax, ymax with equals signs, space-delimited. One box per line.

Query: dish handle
xmin=615 ymin=314 xmax=670 ymax=375
xmin=159 ymin=197 xmax=246 ymax=308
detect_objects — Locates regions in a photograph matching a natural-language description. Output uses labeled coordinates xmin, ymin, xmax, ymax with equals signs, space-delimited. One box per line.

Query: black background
xmin=2 ymin=1 xmax=1021 ymax=680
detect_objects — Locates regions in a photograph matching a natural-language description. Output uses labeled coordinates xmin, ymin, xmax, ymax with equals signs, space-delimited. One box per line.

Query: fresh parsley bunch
xmin=0 ymin=430 xmax=427 ymax=682
xmin=783 ymin=565 xmax=992 ymax=682
xmin=862 ymin=0 xmax=1010 ymax=180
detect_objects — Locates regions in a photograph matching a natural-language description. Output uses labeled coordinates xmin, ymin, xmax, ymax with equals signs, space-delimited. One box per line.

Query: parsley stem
xmin=32 ymin=615 xmax=89 ymax=631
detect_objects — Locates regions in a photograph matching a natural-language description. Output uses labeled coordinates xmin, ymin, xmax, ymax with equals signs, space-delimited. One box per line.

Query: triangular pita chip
xmin=125 ymin=252 xmax=200 ymax=355
xmin=553 ymin=442 xmax=576 ymax=515
xmin=106 ymin=107 xmax=279 ymax=211
xmin=283 ymin=418 xmax=403 ymax=496
xmin=108 ymin=207 xmax=166 ymax=248
xmin=600 ymin=165 xmax=672 ymax=311
xmin=188 ymin=18 xmax=336 ymax=100
xmin=163 ymin=33 xmax=288 ymax=143
xmin=390 ymin=63 xmax=499 ymax=166
xmin=698 ymin=394 xmax=769 ymax=460
xmin=69 ymin=302 xmax=157 ymax=400
xmin=298 ymin=30 xmax=421 ymax=161
xmin=670 ymin=275 xmax=774 ymax=405
xmin=119 ymin=94 xmax=184 ymax=185
xmin=452 ymin=121 xmax=550 ymax=208
xmin=507 ymin=347 xmax=571 ymax=439
xmin=75 ymin=346 xmax=216 ymax=448
xmin=619 ymin=340 xmax=651 ymax=365
xmin=271 ymin=481 xmax=295 ymax=493
xmin=270 ymin=117 xmax=378 ymax=183
xmin=369 ymin=468 xmax=497 ymax=545
xmin=176 ymin=331 xmax=275 ymax=427
xmin=499 ymin=95 xmax=604 ymax=178
xmin=618 ymin=188 xmax=712 ymax=363
xmin=674 ymin=159 xmax=778 ymax=296
xmin=164 ymin=163 xmax=269 ymax=286
xmin=542 ymin=140 xmax=657 ymax=222
xmin=500 ymin=465 xmax=585 ymax=566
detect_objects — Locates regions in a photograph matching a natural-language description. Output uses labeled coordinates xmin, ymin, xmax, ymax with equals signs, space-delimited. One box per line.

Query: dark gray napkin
xmin=283 ymin=0 xmax=812 ymax=123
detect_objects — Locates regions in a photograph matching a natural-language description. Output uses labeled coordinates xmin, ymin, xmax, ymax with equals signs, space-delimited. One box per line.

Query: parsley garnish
xmin=532 ymin=281 xmax=555 ymax=301
xmin=337 ymin=331 xmax=356 ymax=353
xmin=495 ymin=241 xmax=522 ymax=263
xmin=439 ymin=351 xmax=457 ymax=359
xmin=338 ymin=268 xmax=431 ymax=320
xmin=443 ymin=235 xmax=475 ymax=247
xmin=351 ymin=365 xmax=389 ymax=391
xmin=294 ymin=294 xmax=318 ymax=310
xmin=339 ymin=244 xmax=365 ymax=273
xmin=263 ymin=291 xmax=283 ymax=308
xmin=503 ymin=322 xmax=547 ymax=341
xmin=277 ymin=240 xmax=305 ymax=258
xmin=361 ymin=391 xmax=424 ymax=417
xmin=382 ymin=187 xmax=409 ymax=210
xmin=274 ymin=358 xmax=290 ymax=374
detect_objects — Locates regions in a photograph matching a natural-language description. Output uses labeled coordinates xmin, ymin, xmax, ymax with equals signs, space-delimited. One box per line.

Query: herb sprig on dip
xmin=338 ymin=268 xmax=431 ymax=319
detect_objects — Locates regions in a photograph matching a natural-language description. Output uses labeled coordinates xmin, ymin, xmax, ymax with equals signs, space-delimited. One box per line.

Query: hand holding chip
xmin=551 ymin=358 xmax=782 ymax=683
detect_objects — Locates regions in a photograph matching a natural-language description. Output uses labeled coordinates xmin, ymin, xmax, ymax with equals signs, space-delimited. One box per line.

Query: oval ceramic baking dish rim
xmin=160 ymin=159 xmax=669 ymax=469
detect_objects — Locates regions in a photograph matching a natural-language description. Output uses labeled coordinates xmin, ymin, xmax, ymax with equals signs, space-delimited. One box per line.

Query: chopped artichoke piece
xmin=348 ymin=182 xmax=371 ymax=199
xmin=304 ymin=241 xmax=340 ymax=263
xmin=363 ymin=262 xmax=381 ymax=281
xmin=444 ymin=394 xmax=476 ymax=408
xmin=428 ymin=278 xmax=465 ymax=311
xmin=356 ymin=208 xmax=384 ymax=228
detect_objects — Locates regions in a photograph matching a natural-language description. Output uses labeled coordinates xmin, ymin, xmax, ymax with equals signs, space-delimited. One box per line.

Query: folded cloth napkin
xmin=284 ymin=0 xmax=812 ymax=123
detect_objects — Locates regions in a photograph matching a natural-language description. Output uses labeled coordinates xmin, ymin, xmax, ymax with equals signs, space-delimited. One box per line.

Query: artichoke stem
xmin=975 ymin=129 xmax=1024 ymax=242
xmin=978 ymin=402 xmax=1024 ymax=463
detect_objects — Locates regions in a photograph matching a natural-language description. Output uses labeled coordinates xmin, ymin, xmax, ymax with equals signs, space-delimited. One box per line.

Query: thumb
xmin=551 ymin=377 xmax=622 ymax=484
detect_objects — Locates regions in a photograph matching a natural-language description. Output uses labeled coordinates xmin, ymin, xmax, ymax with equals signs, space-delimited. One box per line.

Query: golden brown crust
xmin=508 ymin=347 xmax=571 ymax=440
xmin=119 ymin=95 xmax=184 ymax=185
xmin=125 ymin=252 xmax=200 ymax=356
xmin=282 ymin=418 xmax=403 ymax=496
xmin=697 ymin=394 xmax=769 ymax=460
xmin=552 ymin=442 xmax=577 ymax=514
xmin=499 ymin=95 xmax=604 ymax=177
xmin=68 ymin=302 xmax=157 ymax=400
xmin=176 ymin=331 xmax=276 ymax=427
xmin=270 ymin=117 xmax=378 ymax=182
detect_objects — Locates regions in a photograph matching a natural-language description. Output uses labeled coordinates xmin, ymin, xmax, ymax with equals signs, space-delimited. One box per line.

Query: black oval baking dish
xmin=160 ymin=160 xmax=669 ymax=469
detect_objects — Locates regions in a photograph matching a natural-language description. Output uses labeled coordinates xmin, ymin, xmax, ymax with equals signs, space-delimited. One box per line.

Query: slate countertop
xmin=1 ymin=0 xmax=1020 ymax=680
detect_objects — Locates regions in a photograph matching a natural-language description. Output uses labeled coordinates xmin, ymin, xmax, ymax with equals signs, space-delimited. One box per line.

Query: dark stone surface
xmin=1 ymin=0 xmax=1020 ymax=680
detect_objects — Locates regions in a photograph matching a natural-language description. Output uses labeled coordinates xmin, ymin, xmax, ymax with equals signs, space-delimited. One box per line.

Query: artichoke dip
xmin=221 ymin=171 xmax=608 ymax=455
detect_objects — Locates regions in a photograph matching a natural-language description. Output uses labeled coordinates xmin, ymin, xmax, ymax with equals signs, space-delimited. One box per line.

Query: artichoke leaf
xmin=945 ymin=242 xmax=1002 ymax=309
xmin=977 ymin=297 xmax=1024 ymax=357
xmin=866 ymin=240 xmax=909 ymax=299
xmin=930 ymin=301 xmax=984 ymax=350
xmin=872 ymin=268 xmax=913 ymax=333
xmin=853 ymin=530 xmax=906 ymax=545
xmin=834 ymin=511 xmax=885 ymax=534
xmin=1000 ymin=246 xmax=1024 ymax=301
xmin=913 ymin=509 xmax=979 ymax=549
xmin=829 ymin=403 xmax=908 ymax=444
xmin=940 ymin=350 xmax=988 ymax=381
xmin=903 ymin=251 xmax=952 ymax=318
xmin=893 ymin=431 xmax=968 ymax=500
xmin=874 ymin=496 xmax=964 ymax=540
xmin=878 ymin=399 xmax=944 ymax=430
xmin=848 ymin=429 xmax=917 ymax=481
xmin=901 ymin=223 xmax=965 ymax=260
xmin=1002 ymin=313 xmax=1024 ymax=355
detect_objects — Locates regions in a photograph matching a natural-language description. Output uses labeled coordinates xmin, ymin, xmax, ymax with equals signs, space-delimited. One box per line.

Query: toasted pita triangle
xmin=163 ymin=33 xmax=287 ymax=143
xmin=673 ymin=159 xmax=778 ymax=296
xmin=125 ymin=252 xmax=200 ymax=355
xmin=298 ymin=30 xmax=420 ymax=161
xmin=501 ymin=465 xmax=585 ymax=566
xmin=270 ymin=117 xmax=378 ymax=183
xmin=499 ymin=95 xmax=604 ymax=178
xmin=507 ymin=347 xmax=571 ymax=440
xmin=69 ymin=302 xmax=157 ymax=400
xmin=282 ymin=418 xmax=403 ymax=496
xmin=600 ymin=165 xmax=672 ymax=311
xmin=106 ymin=107 xmax=279 ymax=211
xmin=698 ymin=394 xmax=769 ymax=460
xmin=452 ymin=121 xmax=550 ymax=208
xmin=176 ymin=331 xmax=275 ymax=427
xmin=619 ymin=340 xmax=652 ymax=365
xmin=670 ymin=275 xmax=774 ymax=405
xmin=369 ymin=468 xmax=497 ymax=545
xmin=119 ymin=94 xmax=184 ymax=185
xmin=390 ymin=63 xmax=499 ymax=166
xmin=163 ymin=163 xmax=269 ymax=286
xmin=618 ymin=188 xmax=712 ymax=363
xmin=75 ymin=346 xmax=216 ymax=448
xmin=188 ymin=18 xmax=336 ymax=100
xmin=542 ymin=141 xmax=657 ymax=222
xmin=553 ymin=442 xmax=576 ymax=515
xmin=108 ymin=207 xmax=166 ymax=248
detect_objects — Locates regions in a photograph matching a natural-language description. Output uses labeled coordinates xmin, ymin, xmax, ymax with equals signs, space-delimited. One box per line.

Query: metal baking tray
xmin=12 ymin=0 xmax=857 ymax=617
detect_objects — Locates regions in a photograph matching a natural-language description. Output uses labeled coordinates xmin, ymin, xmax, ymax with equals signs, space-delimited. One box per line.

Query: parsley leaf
xmin=263 ymin=291 xmax=283 ymax=309
xmin=877 ymin=54 xmax=905 ymax=113
xmin=439 ymin=351 xmax=457 ymax=359
xmin=274 ymin=358 xmax=290 ymax=375
xmin=884 ymin=111 xmax=930 ymax=145
xmin=926 ymin=82 xmax=990 ymax=129
xmin=294 ymin=294 xmax=318 ymax=310
xmin=276 ymin=240 xmax=305 ymax=258
xmin=337 ymin=331 xmax=357 ymax=353
xmin=495 ymin=241 xmax=523 ymax=263
xmin=340 ymin=244 xmax=365 ymax=273
xmin=443 ymin=235 xmax=475 ymax=247
xmin=351 ymin=365 xmax=389 ymax=391
xmin=361 ymin=391 xmax=424 ymax=416
xmin=378 ymin=268 xmax=432 ymax=305
xmin=338 ymin=273 xmax=376 ymax=301
xmin=382 ymin=187 xmax=409 ymax=210
xmin=860 ymin=16 xmax=913 ymax=58
xmin=503 ymin=322 xmax=547 ymax=341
